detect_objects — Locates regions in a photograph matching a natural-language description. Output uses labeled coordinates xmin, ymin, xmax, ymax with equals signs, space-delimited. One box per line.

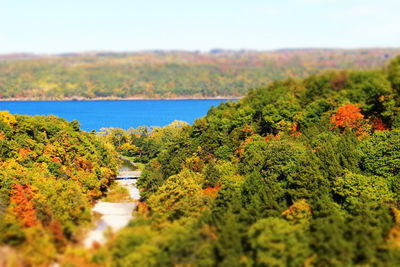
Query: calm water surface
xmin=0 ymin=99 xmax=231 ymax=131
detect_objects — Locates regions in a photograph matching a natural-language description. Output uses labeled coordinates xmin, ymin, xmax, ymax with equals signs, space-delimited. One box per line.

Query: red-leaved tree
xmin=331 ymin=104 xmax=364 ymax=129
xmin=10 ymin=183 xmax=39 ymax=227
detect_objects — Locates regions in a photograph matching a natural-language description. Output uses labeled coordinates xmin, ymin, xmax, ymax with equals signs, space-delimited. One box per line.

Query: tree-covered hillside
xmin=0 ymin=49 xmax=399 ymax=100
xmin=0 ymin=113 xmax=120 ymax=265
xmin=95 ymin=56 xmax=400 ymax=266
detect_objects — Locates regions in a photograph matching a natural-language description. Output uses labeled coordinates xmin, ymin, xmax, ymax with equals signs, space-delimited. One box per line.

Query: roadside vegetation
xmin=0 ymin=114 xmax=120 ymax=266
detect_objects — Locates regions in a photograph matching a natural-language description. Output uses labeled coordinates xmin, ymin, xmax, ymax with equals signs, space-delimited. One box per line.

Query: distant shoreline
xmin=0 ymin=96 xmax=242 ymax=102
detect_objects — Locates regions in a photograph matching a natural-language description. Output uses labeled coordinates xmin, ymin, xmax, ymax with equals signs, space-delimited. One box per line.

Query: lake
xmin=0 ymin=99 xmax=233 ymax=131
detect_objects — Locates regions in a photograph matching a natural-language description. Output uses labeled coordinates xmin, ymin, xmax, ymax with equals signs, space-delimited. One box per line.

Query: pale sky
xmin=0 ymin=0 xmax=399 ymax=54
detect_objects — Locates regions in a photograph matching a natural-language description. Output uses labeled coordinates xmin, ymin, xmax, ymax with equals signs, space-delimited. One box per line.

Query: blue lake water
xmin=0 ymin=100 xmax=232 ymax=131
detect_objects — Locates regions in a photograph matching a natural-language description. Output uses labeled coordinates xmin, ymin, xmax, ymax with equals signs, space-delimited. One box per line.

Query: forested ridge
xmin=93 ymin=56 xmax=400 ymax=266
xmin=1 ymin=49 xmax=399 ymax=100
xmin=0 ymin=114 xmax=120 ymax=265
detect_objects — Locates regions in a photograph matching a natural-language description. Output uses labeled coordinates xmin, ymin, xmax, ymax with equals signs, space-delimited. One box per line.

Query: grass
xmin=135 ymin=162 xmax=146 ymax=171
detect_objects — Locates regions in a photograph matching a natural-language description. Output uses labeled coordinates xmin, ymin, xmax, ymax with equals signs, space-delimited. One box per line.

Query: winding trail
xmin=83 ymin=162 xmax=141 ymax=248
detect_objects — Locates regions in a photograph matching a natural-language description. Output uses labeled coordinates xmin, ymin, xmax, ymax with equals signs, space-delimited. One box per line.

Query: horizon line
xmin=1 ymin=47 xmax=400 ymax=57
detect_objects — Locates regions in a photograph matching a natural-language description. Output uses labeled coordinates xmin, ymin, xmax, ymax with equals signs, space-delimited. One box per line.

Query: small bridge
xmin=116 ymin=171 xmax=142 ymax=180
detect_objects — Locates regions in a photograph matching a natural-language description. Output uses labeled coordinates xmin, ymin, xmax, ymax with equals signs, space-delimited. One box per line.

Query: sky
xmin=0 ymin=0 xmax=399 ymax=54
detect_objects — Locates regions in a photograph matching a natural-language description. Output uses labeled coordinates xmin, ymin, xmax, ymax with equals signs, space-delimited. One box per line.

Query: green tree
xmin=248 ymin=217 xmax=311 ymax=266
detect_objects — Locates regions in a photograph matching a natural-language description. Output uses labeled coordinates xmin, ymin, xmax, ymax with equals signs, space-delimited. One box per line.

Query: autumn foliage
xmin=91 ymin=57 xmax=400 ymax=266
xmin=290 ymin=122 xmax=302 ymax=137
xmin=372 ymin=117 xmax=387 ymax=131
xmin=10 ymin=184 xmax=39 ymax=228
xmin=330 ymin=104 xmax=364 ymax=129
xmin=19 ymin=148 xmax=33 ymax=159
xmin=0 ymin=113 xmax=120 ymax=265
xmin=201 ymin=185 xmax=221 ymax=197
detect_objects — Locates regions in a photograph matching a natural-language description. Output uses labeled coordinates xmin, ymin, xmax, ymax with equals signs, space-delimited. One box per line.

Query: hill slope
xmin=0 ymin=49 xmax=399 ymax=100
xmin=96 ymin=56 xmax=400 ymax=266
xmin=0 ymin=114 xmax=119 ymax=265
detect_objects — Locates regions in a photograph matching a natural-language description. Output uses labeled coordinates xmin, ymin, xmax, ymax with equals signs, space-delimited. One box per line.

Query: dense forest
xmin=1 ymin=55 xmax=400 ymax=266
xmin=0 ymin=114 xmax=120 ymax=265
xmin=1 ymin=49 xmax=399 ymax=100
xmin=87 ymin=56 xmax=400 ymax=266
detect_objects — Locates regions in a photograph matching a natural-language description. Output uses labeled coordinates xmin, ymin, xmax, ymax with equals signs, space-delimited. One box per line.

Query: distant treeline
xmin=0 ymin=49 xmax=399 ymax=99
